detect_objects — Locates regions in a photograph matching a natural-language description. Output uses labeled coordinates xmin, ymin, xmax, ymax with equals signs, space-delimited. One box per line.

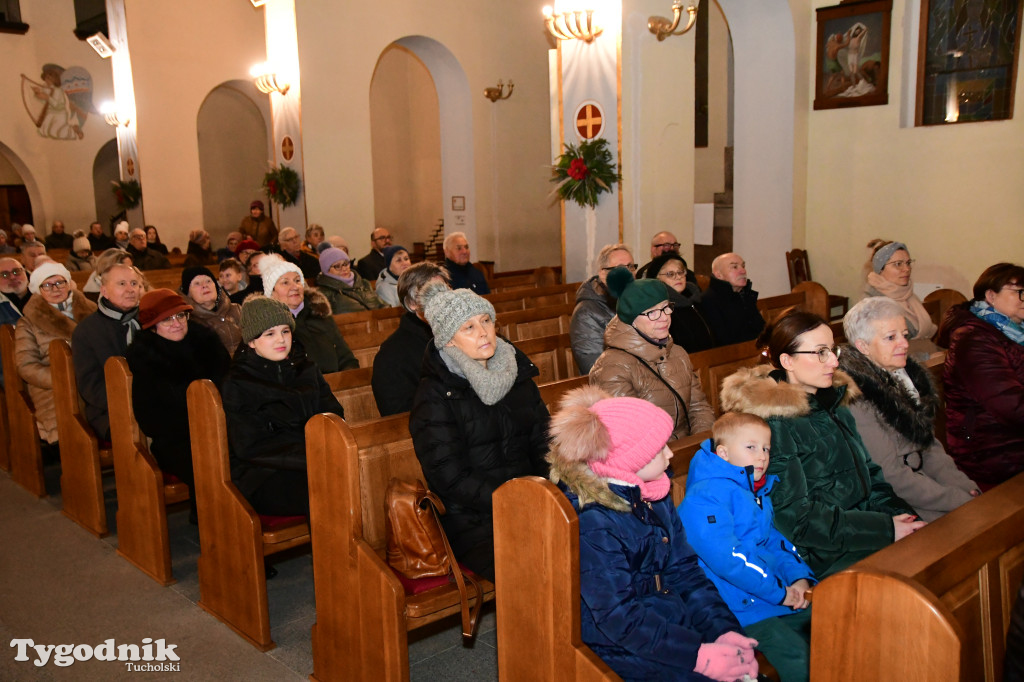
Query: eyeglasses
xmin=39 ymin=280 xmax=68 ymax=292
xmin=1004 ymin=287 xmax=1024 ymax=301
xmin=0 ymin=268 xmax=25 ymax=279
xmin=884 ymin=259 xmax=915 ymax=270
xmin=636 ymin=303 xmax=674 ymax=321
xmin=157 ymin=311 xmax=190 ymax=326
xmin=654 ymin=242 xmax=681 ymax=250
xmin=657 ymin=270 xmax=687 ymax=280
xmin=373 ymin=235 xmax=393 ymax=243
xmin=601 ymin=264 xmax=638 ymax=273
xmin=789 ymin=346 xmax=841 ymax=363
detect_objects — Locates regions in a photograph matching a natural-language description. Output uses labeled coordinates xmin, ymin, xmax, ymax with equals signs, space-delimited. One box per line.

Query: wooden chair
xmin=104 ymin=357 xmax=190 ymax=585
xmin=493 ymin=477 xmax=621 ymax=681
xmin=323 ymin=366 xmax=380 ymax=423
xmin=305 ymin=412 xmax=495 ymax=681
xmin=923 ymin=288 xmax=967 ymax=330
xmin=785 ymin=249 xmax=849 ymax=321
xmin=1 ymin=324 xmax=45 ymax=497
xmin=50 ymin=339 xmax=113 ymax=537
xmin=186 ymin=379 xmax=311 ymax=651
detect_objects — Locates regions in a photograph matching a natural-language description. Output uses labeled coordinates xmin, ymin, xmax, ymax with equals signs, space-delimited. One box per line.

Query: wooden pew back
xmin=516 ymin=333 xmax=579 ymax=385
xmin=1 ymin=324 xmax=45 ymax=496
xmin=497 ymin=302 xmax=574 ymax=342
xmin=324 ymin=367 xmax=380 ymax=424
xmin=687 ymin=340 xmax=764 ymax=416
xmin=332 ymin=307 xmax=404 ymax=337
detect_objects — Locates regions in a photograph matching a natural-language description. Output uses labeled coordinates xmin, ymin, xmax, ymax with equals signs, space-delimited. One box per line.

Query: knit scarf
xmin=971 ymin=300 xmax=1024 ymax=345
xmin=605 ymin=475 xmax=671 ymax=503
xmin=440 ymin=337 xmax=518 ymax=406
xmin=97 ymin=296 xmax=140 ymax=344
xmin=864 ymin=272 xmax=937 ymax=339
xmin=325 ymin=271 xmax=355 ymax=286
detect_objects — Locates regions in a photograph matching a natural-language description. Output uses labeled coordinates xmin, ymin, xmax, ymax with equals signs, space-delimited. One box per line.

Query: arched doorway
xmin=197 ymin=80 xmax=272 ymax=246
xmin=0 ymin=142 xmax=40 ymax=234
xmin=93 ymin=139 xmax=120 ymax=231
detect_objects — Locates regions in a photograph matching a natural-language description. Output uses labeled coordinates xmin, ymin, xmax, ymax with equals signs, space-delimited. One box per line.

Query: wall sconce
xmin=250 ymin=64 xmax=290 ymax=95
xmin=648 ymin=0 xmax=700 ymax=41
xmin=484 ymin=80 xmax=514 ymax=102
xmin=100 ymin=101 xmax=130 ymax=127
xmin=86 ymin=32 xmax=115 ymax=58
xmin=250 ymin=0 xmax=266 ymax=7
xmin=542 ymin=6 xmax=603 ymax=43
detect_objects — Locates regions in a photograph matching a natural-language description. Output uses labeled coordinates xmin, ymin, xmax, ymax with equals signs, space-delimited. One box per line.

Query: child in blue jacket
xmin=680 ymin=412 xmax=815 ymax=682
xmin=548 ymin=386 xmax=758 ymax=682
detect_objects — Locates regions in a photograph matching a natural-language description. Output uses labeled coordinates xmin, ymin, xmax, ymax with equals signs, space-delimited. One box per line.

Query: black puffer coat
xmin=221 ymin=343 xmax=343 ymax=500
xmin=371 ymin=312 xmax=432 ymax=416
xmin=293 ymin=289 xmax=358 ymax=373
xmin=698 ymin=276 xmax=765 ymax=347
xmin=409 ymin=342 xmax=550 ymax=579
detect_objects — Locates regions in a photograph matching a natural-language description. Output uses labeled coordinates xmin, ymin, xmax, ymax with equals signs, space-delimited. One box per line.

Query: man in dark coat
xmin=43 ymin=221 xmax=74 ymax=250
xmin=0 ymin=257 xmax=31 ymax=312
xmin=354 ymin=227 xmax=391 ymax=281
xmin=699 ymin=252 xmax=765 ymax=346
xmin=126 ymin=228 xmax=171 ymax=270
xmin=276 ymin=227 xmax=321 ymax=281
xmin=71 ymin=263 xmax=143 ymax=440
xmin=442 ymin=231 xmax=489 ymax=294
xmin=87 ymin=221 xmax=115 ymax=251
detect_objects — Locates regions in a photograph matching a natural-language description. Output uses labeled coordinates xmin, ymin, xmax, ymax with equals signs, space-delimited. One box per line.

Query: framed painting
xmin=814 ymin=0 xmax=893 ymax=110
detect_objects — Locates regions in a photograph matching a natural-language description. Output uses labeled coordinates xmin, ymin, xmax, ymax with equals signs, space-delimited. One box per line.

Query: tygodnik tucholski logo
xmin=10 ymin=638 xmax=180 ymax=671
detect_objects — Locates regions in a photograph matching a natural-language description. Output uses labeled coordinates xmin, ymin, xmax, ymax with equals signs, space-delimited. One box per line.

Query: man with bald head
xmin=0 ymin=257 xmax=31 ymax=312
xmin=276 ymin=226 xmax=321 ymax=280
xmin=698 ymin=252 xmax=765 ymax=347
xmin=636 ymin=231 xmax=694 ymax=282
xmin=127 ymin=227 xmax=170 ymax=270
xmin=44 ymin=220 xmax=74 ymax=250
xmin=355 ymin=226 xmax=392 ymax=281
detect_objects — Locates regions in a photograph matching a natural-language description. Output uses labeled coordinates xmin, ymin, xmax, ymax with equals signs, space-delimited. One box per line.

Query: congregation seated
xmin=863 ymin=239 xmax=936 ymax=341
xmin=590 ymin=267 xmax=714 ymax=440
xmin=180 ymin=266 xmax=243 ymax=356
xmin=546 ymin=386 xmax=757 ymax=681
xmin=315 ymin=247 xmax=384 ymax=314
xmin=374 ymin=244 xmax=411 ymax=308
xmin=182 ymin=229 xmax=215 ymax=267
xmin=409 ymin=285 xmax=550 ymax=580
xmin=43 ymin=220 xmax=73 ymax=250
xmin=126 ymin=289 xmax=230 ymax=499
xmin=276 ymin=227 xmax=320 ymax=280
xmin=641 ymin=252 xmax=714 ymax=353
xmin=66 ymin=232 xmax=96 ymax=272
xmin=0 ymin=228 xmax=17 ymax=254
xmin=229 ymin=241 xmax=265 ymax=304
xmin=569 ymin=242 xmax=635 ymax=374
xmin=14 ymin=262 xmax=97 ymax=459
xmin=261 ymin=255 xmax=358 ymax=372
xmin=635 ymin=230 xmax=697 ymax=288
xmin=71 ymin=261 xmax=143 ymax=441
xmin=113 ymin=222 xmax=130 ymax=250
xmin=216 ymin=231 xmax=243 ymax=263
xmin=302 ymin=224 xmax=324 ymax=255
xmin=82 ymin=248 xmax=132 ymax=298
xmin=354 ymin=226 xmax=391 ymax=281
xmin=222 ymin=296 xmax=343 ymax=515
xmin=721 ymin=309 xmax=922 ymax=579
xmin=937 ymin=262 xmax=1024 ymax=491
xmin=145 ymin=225 xmax=169 ymax=255
xmin=87 ymin=221 xmax=114 ymax=251
xmin=839 ymin=297 xmax=979 ymax=520
xmin=19 ymin=224 xmax=43 ymax=252
xmin=371 ymin=260 xmax=449 ymax=416
xmin=217 ymin=258 xmax=246 ymax=298
xmin=699 ymin=252 xmax=765 ymax=346
xmin=126 ymin=228 xmax=170 ymax=271
xmin=443 ymin=231 xmax=489 ymax=294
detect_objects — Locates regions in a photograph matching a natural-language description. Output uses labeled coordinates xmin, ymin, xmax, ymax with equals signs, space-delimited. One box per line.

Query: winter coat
xmin=126 ymin=244 xmax=170 ymax=271
xmin=183 ymin=243 xmax=215 ymax=268
xmin=371 ymin=312 xmax=432 ymax=416
xmin=375 ymin=268 xmax=400 ymax=308
xmin=126 ymin=323 xmax=230 ymax=486
xmin=444 ymin=258 xmax=490 ymax=294
xmin=71 ymin=300 xmax=140 ymax=439
xmin=65 ymin=252 xmax=96 ymax=272
xmin=551 ymin=458 xmax=742 ymax=682
xmin=280 ymin=249 xmax=321 ymax=282
xmin=666 ymin=285 xmax=716 ymax=354
xmin=680 ymin=442 xmax=815 ymax=626
xmin=720 ymin=365 xmax=914 ymax=578
xmin=409 ymin=342 xmax=550 ymax=578
xmin=590 ymin=317 xmax=714 ymax=439
xmin=293 ymin=289 xmax=359 ymax=373
xmin=698 ymin=276 xmax=765 ymax=347
xmin=355 ymin=249 xmax=386 ymax=282
xmin=221 ymin=343 xmax=343 ymax=500
xmin=88 ymin=233 xmax=115 ymax=251
xmin=44 ymin=233 xmax=74 ymax=250
xmin=14 ymin=293 xmax=97 ymax=442
xmin=239 ymin=215 xmax=278 ymax=247
xmin=570 ymin=276 xmax=616 ymax=374
xmin=839 ymin=345 xmax=978 ymax=521
xmin=937 ymin=303 xmax=1024 ymax=489
xmin=185 ymin=290 xmax=243 ymax=357
xmin=315 ymin=273 xmax=385 ymax=314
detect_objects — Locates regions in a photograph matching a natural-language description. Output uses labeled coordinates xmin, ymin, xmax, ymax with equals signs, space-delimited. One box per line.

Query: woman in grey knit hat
xmin=408 ymin=285 xmax=551 ymax=580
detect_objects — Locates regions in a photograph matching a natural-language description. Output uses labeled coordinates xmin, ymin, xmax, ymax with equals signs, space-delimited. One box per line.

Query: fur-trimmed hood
xmin=838 ymin=344 xmax=937 ymax=449
xmin=719 ymin=364 xmax=861 ymax=420
xmin=21 ymin=291 xmax=97 ymax=339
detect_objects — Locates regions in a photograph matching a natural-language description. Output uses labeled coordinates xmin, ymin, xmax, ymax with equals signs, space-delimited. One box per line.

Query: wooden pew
xmin=0 ymin=378 xmax=9 ymax=473
xmin=516 ymin=333 xmax=579 ymax=385
xmin=485 ymin=282 xmax=578 ymax=312
xmin=497 ymin=302 xmax=574 ymax=342
xmin=186 ymin=379 xmax=312 ymax=651
xmin=810 ymin=472 xmax=1024 ymax=681
xmin=332 ymin=307 xmax=404 ymax=337
xmin=538 ymin=376 xmax=589 ymax=411
xmin=305 ymin=412 xmax=495 ymax=682
xmin=324 ymin=367 xmax=380 ymax=424
xmin=493 ymin=476 xmax=621 ymax=681
xmin=105 ymin=357 xmax=190 ymax=586
xmin=687 ymin=340 xmax=764 ymax=416
xmin=1 ymin=324 xmax=45 ymax=497
xmin=50 ymin=339 xmax=113 ymax=537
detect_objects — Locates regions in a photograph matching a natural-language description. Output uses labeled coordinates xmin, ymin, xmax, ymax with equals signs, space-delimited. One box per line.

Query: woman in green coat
xmin=315 ymin=247 xmax=385 ymax=314
xmin=719 ymin=309 xmax=921 ymax=578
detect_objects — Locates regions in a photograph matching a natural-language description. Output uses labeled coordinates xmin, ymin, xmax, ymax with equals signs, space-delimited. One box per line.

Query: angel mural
xmin=21 ymin=64 xmax=94 ymax=140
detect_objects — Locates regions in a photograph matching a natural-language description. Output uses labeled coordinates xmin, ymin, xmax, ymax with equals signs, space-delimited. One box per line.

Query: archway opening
xmin=93 ymin=138 xmax=120 ymax=231
xmin=0 ymin=142 xmax=39 ymax=234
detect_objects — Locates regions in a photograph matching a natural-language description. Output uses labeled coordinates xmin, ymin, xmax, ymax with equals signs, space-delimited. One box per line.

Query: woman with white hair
xmin=839 ymin=297 xmax=978 ymax=521
xmin=14 ymin=262 xmax=97 ymax=455
xmin=570 ymin=243 xmax=637 ymax=374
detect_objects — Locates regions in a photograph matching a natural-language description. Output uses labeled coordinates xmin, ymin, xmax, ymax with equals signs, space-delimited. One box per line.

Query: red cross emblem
xmin=281 ymin=136 xmax=295 ymax=161
xmin=575 ymin=103 xmax=603 ymax=140
xmin=126 ymin=157 xmax=135 ymax=177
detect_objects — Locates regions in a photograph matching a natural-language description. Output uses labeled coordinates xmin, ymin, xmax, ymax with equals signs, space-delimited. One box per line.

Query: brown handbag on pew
xmin=384 ymin=478 xmax=483 ymax=640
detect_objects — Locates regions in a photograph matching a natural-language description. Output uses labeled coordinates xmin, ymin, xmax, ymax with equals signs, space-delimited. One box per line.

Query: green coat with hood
xmin=719 ymin=364 xmax=914 ymax=578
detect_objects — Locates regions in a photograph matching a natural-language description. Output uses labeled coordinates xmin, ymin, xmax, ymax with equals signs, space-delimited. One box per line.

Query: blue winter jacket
xmin=564 ymin=481 xmax=742 ymax=682
xmin=680 ymin=440 xmax=816 ymax=626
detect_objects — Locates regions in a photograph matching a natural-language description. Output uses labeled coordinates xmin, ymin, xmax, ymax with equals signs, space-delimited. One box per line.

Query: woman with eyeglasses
xmin=15 ymin=262 xmax=97 ymax=459
xmin=590 ymin=267 xmax=714 ymax=440
xmin=315 ymin=247 xmax=385 ymax=314
xmin=720 ymin=308 xmax=921 ymax=579
xmin=937 ymin=263 xmax=1024 ymax=491
xmin=126 ymin=289 xmax=230 ymax=497
xmin=643 ymin=252 xmax=715 ymax=354
xmin=863 ymin=239 xmax=936 ymax=340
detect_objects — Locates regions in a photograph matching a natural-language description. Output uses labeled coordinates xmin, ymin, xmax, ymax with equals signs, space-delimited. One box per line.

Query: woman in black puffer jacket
xmin=409 ymin=286 xmax=550 ymax=580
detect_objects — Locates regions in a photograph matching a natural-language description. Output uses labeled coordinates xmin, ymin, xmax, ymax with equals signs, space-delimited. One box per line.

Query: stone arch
xmin=92 ymin=138 xmax=120 ymax=230
xmin=0 ymin=141 xmax=43 ymax=231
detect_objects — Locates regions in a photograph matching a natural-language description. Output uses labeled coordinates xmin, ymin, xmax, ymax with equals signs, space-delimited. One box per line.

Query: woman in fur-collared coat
xmin=839 ymin=298 xmax=979 ymax=522
xmin=15 ymin=263 xmax=97 ymax=444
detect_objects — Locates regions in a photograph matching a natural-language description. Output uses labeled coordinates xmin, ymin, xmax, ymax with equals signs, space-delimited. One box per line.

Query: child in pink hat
xmin=547 ymin=386 xmax=758 ymax=682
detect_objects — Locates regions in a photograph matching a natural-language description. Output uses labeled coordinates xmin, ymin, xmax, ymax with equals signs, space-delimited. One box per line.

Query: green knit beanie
xmin=606 ymin=266 xmax=671 ymax=325
xmin=240 ymin=295 xmax=295 ymax=343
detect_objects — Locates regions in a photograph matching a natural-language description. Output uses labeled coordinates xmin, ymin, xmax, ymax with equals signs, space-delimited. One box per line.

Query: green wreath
xmin=263 ymin=164 xmax=302 ymax=208
xmin=550 ymin=137 xmax=621 ymax=209
xmin=111 ymin=179 xmax=142 ymax=210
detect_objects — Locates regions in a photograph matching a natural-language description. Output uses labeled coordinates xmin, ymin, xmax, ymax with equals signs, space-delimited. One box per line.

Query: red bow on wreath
xmin=568 ymin=158 xmax=590 ymax=180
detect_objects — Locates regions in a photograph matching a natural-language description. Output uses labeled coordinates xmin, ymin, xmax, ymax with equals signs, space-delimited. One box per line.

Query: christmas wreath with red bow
xmin=263 ymin=164 xmax=302 ymax=208
xmin=111 ymin=179 xmax=142 ymax=210
xmin=550 ymin=137 xmax=621 ymax=208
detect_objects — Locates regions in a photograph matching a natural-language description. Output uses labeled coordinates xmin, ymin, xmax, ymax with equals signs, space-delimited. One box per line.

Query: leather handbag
xmin=384 ymin=478 xmax=483 ymax=639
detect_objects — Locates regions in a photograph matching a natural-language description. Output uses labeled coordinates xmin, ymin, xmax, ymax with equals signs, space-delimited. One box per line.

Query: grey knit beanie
xmin=871 ymin=241 xmax=908 ymax=274
xmin=421 ymin=284 xmax=496 ymax=348
xmin=240 ymin=296 xmax=295 ymax=343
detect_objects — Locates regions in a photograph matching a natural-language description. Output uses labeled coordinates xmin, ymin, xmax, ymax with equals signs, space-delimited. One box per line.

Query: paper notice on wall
xmin=694 ymin=203 xmax=714 ymax=245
